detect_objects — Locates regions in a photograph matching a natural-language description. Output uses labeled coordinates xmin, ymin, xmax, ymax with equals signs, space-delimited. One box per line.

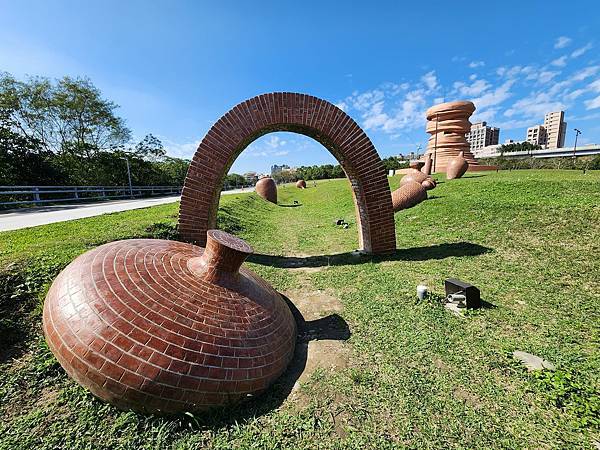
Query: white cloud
xmin=421 ymin=71 xmax=438 ymax=92
xmin=472 ymin=79 xmax=515 ymax=109
xmin=335 ymin=101 xmax=348 ymax=111
xmin=504 ymin=92 xmax=565 ymax=118
xmin=453 ymin=79 xmax=491 ymax=97
xmin=469 ymin=61 xmax=485 ymax=68
xmin=526 ymin=70 xmax=560 ymax=84
xmin=551 ymin=56 xmax=568 ymax=67
xmin=159 ymin=137 xmax=200 ymax=159
xmin=571 ymin=43 xmax=593 ymax=58
xmin=584 ymin=95 xmax=600 ymax=110
xmin=554 ymin=36 xmax=572 ymax=49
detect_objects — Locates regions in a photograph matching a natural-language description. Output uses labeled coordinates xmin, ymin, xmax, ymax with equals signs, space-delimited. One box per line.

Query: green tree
xmin=0 ymin=72 xmax=130 ymax=155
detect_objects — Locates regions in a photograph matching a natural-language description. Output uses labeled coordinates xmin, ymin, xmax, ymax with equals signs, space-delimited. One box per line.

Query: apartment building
xmin=466 ymin=121 xmax=500 ymax=151
xmin=526 ymin=125 xmax=547 ymax=146
xmin=544 ymin=111 xmax=567 ymax=148
xmin=525 ymin=111 xmax=567 ymax=148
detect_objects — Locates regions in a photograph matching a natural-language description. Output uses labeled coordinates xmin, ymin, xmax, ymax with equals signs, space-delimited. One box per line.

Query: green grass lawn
xmin=0 ymin=170 xmax=599 ymax=449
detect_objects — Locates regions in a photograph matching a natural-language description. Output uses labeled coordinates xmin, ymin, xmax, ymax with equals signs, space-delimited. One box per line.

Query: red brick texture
xmin=43 ymin=232 xmax=297 ymax=413
xmin=178 ymin=92 xmax=396 ymax=254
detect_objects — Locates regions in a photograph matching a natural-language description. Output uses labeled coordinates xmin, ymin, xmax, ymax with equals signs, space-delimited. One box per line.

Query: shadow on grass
xmin=248 ymin=242 xmax=492 ymax=269
xmin=170 ymin=293 xmax=350 ymax=427
xmin=278 ymin=203 xmax=302 ymax=208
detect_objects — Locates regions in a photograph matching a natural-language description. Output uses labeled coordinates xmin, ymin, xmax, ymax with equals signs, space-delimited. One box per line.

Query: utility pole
xmin=122 ymin=156 xmax=134 ymax=199
xmin=433 ymin=112 xmax=439 ymax=173
xmin=573 ymin=128 xmax=581 ymax=159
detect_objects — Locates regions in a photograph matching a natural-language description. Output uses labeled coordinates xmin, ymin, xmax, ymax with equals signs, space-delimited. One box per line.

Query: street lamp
xmin=573 ymin=128 xmax=581 ymax=159
xmin=121 ymin=156 xmax=134 ymax=199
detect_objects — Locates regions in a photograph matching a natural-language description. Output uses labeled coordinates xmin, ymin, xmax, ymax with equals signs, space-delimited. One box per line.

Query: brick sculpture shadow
xmin=178 ymin=92 xmax=396 ymax=254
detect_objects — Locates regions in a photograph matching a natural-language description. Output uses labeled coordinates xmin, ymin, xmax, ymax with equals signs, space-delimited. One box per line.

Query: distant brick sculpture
xmin=400 ymin=170 xmax=429 ymax=186
xmin=256 ymin=176 xmax=277 ymax=203
xmin=421 ymin=153 xmax=432 ymax=175
xmin=446 ymin=151 xmax=469 ymax=180
xmin=421 ymin=178 xmax=436 ymax=190
xmin=178 ymin=92 xmax=396 ymax=254
xmin=43 ymin=230 xmax=297 ymax=413
xmin=391 ymin=181 xmax=428 ymax=212
xmin=423 ymin=101 xmax=478 ymax=172
xmin=296 ymin=179 xmax=306 ymax=189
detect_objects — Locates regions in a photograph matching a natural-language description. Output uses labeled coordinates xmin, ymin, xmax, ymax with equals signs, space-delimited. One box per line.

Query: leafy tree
xmin=134 ymin=134 xmax=166 ymax=161
xmin=0 ymin=72 xmax=130 ymax=155
xmin=499 ymin=142 xmax=541 ymax=155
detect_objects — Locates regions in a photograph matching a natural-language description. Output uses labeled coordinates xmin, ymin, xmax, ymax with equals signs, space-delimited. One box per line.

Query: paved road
xmin=0 ymin=187 xmax=254 ymax=232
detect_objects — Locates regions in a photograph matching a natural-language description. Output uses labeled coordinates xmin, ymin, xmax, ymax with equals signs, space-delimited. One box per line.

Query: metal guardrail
xmin=0 ymin=185 xmax=182 ymax=206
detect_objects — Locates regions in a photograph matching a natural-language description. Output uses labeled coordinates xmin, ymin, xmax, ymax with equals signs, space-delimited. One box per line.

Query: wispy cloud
xmin=551 ymin=56 xmax=568 ymax=67
xmin=571 ymin=42 xmax=593 ymax=58
xmin=468 ymin=61 xmax=485 ymax=68
xmin=554 ymin=36 xmax=572 ymax=49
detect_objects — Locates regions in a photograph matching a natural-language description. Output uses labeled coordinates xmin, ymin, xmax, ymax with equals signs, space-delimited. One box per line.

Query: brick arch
xmin=178 ymin=92 xmax=396 ymax=254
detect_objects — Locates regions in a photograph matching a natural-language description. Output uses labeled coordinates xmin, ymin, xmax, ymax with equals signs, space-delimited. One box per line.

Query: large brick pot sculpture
xmin=178 ymin=92 xmax=396 ymax=255
xmin=255 ymin=176 xmax=277 ymax=203
xmin=43 ymin=230 xmax=297 ymax=413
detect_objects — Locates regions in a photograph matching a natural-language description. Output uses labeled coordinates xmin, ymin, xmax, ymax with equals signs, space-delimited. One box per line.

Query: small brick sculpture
xmin=391 ymin=181 xmax=428 ymax=212
xmin=43 ymin=230 xmax=297 ymax=413
xmin=400 ymin=170 xmax=429 ymax=186
xmin=446 ymin=151 xmax=469 ymax=180
xmin=421 ymin=179 xmax=436 ymax=190
xmin=421 ymin=154 xmax=432 ymax=175
xmin=409 ymin=160 xmax=425 ymax=171
xmin=255 ymin=176 xmax=277 ymax=203
xmin=296 ymin=179 xmax=306 ymax=189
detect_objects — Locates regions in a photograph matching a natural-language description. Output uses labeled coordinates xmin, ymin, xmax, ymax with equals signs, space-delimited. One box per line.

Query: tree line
xmin=270 ymin=157 xmax=405 ymax=184
xmin=0 ymin=72 xmax=189 ymax=187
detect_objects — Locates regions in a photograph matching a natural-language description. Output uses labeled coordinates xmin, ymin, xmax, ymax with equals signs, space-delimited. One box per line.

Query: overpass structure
xmin=474 ymin=144 xmax=600 ymax=159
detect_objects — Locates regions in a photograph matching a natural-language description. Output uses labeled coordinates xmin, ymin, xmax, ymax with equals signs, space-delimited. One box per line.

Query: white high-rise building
xmin=544 ymin=111 xmax=567 ymax=148
xmin=525 ymin=111 xmax=567 ymax=148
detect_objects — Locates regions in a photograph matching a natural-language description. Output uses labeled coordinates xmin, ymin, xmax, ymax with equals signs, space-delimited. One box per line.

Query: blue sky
xmin=1 ymin=0 xmax=599 ymax=174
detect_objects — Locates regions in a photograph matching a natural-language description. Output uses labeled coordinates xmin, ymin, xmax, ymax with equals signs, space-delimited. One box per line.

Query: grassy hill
xmin=1 ymin=170 xmax=598 ymax=449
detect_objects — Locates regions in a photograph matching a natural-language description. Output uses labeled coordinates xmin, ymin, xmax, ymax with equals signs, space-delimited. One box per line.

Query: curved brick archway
xmin=178 ymin=92 xmax=396 ymax=254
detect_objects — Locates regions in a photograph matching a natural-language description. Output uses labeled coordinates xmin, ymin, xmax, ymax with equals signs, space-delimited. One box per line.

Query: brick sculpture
xmin=421 ymin=153 xmax=432 ymax=175
xmin=446 ymin=151 xmax=469 ymax=180
xmin=296 ymin=179 xmax=306 ymax=189
xmin=178 ymin=92 xmax=396 ymax=255
xmin=43 ymin=230 xmax=297 ymax=413
xmin=400 ymin=170 xmax=429 ymax=186
xmin=423 ymin=101 xmax=478 ymax=172
xmin=255 ymin=176 xmax=277 ymax=203
xmin=391 ymin=181 xmax=428 ymax=212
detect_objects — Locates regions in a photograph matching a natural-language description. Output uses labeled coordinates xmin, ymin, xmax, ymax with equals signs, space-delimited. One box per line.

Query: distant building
xmin=243 ymin=172 xmax=258 ymax=184
xmin=466 ymin=121 xmax=500 ymax=151
xmin=527 ymin=125 xmax=547 ymax=146
xmin=544 ymin=111 xmax=567 ymax=148
xmin=270 ymin=164 xmax=290 ymax=176
xmin=525 ymin=111 xmax=567 ymax=149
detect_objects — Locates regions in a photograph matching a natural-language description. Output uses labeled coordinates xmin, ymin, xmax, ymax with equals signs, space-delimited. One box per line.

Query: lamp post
xmin=573 ymin=128 xmax=581 ymax=159
xmin=433 ymin=112 xmax=439 ymax=173
xmin=121 ymin=156 xmax=134 ymax=199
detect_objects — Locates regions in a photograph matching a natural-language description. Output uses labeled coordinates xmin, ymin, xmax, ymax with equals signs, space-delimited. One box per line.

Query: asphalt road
xmin=0 ymin=187 xmax=254 ymax=232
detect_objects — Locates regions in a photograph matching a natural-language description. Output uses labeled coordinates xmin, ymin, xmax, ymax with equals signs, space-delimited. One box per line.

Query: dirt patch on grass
xmin=282 ymin=289 xmax=351 ymax=399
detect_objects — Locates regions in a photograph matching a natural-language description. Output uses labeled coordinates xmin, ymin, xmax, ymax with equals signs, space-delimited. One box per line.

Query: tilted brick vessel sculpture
xmin=296 ymin=179 xmax=306 ymax=189
xmin=255 ymin=176 xmax=277 ymax=203
xmin=446 ymin=151 xmax=469 ymax=180
xmin=43 ymin=230 xmax=296 ymax=413
xmin=391 ymin=181 xmax=428 ymax=212
xmin=400 ymin=170 xmax=429 ymax=187
xmin=421 ymin=153 xmax=432 ymax=175
xmin=422 ymin=101 xmax=478 ymax=172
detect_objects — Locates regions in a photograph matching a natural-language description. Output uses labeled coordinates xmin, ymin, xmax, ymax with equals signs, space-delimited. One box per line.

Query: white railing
xmin=0 ymin=185 xmax=182 ymax=206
